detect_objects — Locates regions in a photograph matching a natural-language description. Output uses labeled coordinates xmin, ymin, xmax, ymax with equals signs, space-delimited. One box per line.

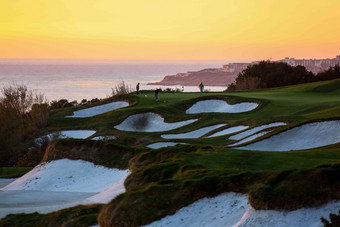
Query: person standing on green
xmin=199 ymin=82 xmax=204 ymax=96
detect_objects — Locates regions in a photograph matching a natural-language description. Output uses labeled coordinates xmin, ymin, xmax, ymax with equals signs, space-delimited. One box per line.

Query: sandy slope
xmin=229 ymin=122 xmax=286 ymax=141
xmin=3 ymin=159 xmax=128 ymax=192
xmin=237 ymin=121 xmax=340 ymax=151
xmin=0 ymin=159 xmax=129 ymax=218
xmin=161 ymin=124 xmax=226 ymax=139
xmin=207 ymin=125 xmax=249 ymax=138
xmin=66 ymin=101 xmax=129 ymax=118
xmin=230 ymin=130 xmax=273 ymax=146
xmin=35 ymin=130 xmax=96 ymax=146
xmin=186 ymin=100 xmax=258 ymax=114
xmin=146 ymin=192 xmax=338 ymax=227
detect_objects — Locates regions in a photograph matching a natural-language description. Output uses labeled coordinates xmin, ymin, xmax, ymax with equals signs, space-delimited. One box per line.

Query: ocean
xmin=0 ymin=59 xmax=234 ymax=101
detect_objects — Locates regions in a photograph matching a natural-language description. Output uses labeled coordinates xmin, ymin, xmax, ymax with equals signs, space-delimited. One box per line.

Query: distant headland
xmin=148 ymin=55 xmax=340 ymax=86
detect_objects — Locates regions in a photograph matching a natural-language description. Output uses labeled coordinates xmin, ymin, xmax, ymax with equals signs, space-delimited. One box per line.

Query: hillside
xmin=1 ymin=79 xmax=340 ymax=226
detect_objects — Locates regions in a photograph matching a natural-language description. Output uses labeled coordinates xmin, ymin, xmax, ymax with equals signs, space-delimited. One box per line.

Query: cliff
xmin=148 ymin=68 xmax=238 ymax=86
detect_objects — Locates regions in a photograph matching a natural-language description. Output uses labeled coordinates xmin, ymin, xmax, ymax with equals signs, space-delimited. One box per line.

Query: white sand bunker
xmin=146 ymin=142 xmax=188 ymax=149
xmin=3 ymin=159 xmax=128 ymax=193
xmin=186 ymin=99 xmax=258 ymax=114
xmin=57 ymin=130 xmax=96 ymax=139
xmin=229 ymin=122 xmax=286 ymax=141
xmin=231 ymin=130 xmax=274 ymax=146
xmin=115 ymin=112 xmax=198 ymax=132
xmin=237 ymin=120 xmax=340 ymax=151
xmin=0 ymin=159 xmax=129 ymax=218
xmin=82 ymin=171 xmax=130 ymax=204
xmin=66 ymin=101 xmax=129 ymax=118
xmin=161 ymin=124 xmax=226 ymax=139
xmin=92 ymin=135 xmax=117 ymax=141
xmin=35 ymin=130 xmax=96 ymax=145
xmin=207 ymin=125 xmax=249 ymax=138
xmin=147 ymin=192 xmax=340 ymax=227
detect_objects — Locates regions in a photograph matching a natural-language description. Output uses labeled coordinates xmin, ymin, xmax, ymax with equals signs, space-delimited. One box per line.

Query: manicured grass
xmin=0 ymin=167 xmax=32 ymax=178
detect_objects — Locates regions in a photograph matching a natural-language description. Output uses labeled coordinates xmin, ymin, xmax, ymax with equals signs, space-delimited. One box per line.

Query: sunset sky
xmin=1 ymin=0 xmax=340 ymax=60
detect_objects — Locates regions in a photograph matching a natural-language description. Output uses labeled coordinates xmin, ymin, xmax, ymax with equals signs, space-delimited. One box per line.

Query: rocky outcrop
xmin=148 ymin=68 xmax=237 ymax=86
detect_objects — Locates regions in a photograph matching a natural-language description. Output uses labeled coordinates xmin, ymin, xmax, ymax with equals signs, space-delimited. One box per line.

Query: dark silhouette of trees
xmin=0 ymin=84 xmax=50 ymax=166
xmin=314 ymin=64 xmax=340 ymax=82
xmin=227 ymin=61 xmax=315 ymax=91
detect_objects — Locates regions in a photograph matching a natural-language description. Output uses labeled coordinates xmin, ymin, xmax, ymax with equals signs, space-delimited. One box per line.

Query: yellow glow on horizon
xmin=1 ymin=0 xmax=340 ymax=60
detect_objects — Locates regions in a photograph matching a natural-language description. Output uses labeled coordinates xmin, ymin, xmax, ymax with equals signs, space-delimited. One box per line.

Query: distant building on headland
xmin=222 ymin=63 xmax=251 ymax=73
xmin=222 ymin=55 xmax=340 ymax=74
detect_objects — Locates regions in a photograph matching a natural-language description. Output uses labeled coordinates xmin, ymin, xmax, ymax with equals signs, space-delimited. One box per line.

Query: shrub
xmin=49 ymin=99 xmax=77 ymax=109
xmin=111 ymin=81 xmax=131 ymax=96
xmin=1 ymin=83 xmax=34 ymax=115
xmin=0 ymin=84 xmax=50 ymax=166
xmin=315 ymin=64 xmax=340 ymax=81
xmin=227 ymin=61 xmax=314 ymax=91
xmin=321 ymin=210 xmax=340 ymax=227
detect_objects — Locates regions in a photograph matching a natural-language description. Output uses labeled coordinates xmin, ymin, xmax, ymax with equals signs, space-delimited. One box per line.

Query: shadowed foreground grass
xmin=0 ymin=204 xmax=102 ymax=227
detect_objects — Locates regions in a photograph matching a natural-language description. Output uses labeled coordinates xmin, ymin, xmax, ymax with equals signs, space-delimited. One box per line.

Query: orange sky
xmin=1 ymin=0 xmax=340 ymax=60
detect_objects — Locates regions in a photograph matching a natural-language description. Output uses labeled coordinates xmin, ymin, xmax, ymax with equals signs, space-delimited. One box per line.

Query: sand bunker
xmin=92 ymin=135 xmax=117 ymax=141
xmin=146 ymin=142 xmax=187 ymax=149
xmin=82 ymin=171 xmax=130 ymax=204
xmin=161 ymin=124 xmax=226 ymax=139
xmin=146 ymin=192 xmax=340 ymax=227
xmin=57 ymin=130 xmax=96 ymax=139
xmin=230 ymin=130 xmax=274 ymax=146
xmin=237 ymin=120 xmax=340 ymax=151
xmin=66 ymin=101 xmax=129 ymax=118
xmin=147 ymin=193 xmax=248 ymax=227
xmin=206 ymin=126 xmax=249 ymax=138
xmin=0 ymin=159 xmax=129 ymax=218
xmin=115 ymin=112 xmax=198 ymax=132
xmin=35 ymin=130 xmax=96 ymax=145
xmin=3 ymin=159 xmax=128 ymax=192
xmin=229 ymin=122 xmax=286 ymax=140
xmin=186 ymin=99 xmax=258 ymax=114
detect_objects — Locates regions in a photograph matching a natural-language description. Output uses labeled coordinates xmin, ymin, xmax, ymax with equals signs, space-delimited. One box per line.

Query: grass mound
xmin=249 ymin=163 xmax=340 ymax=210
xmin=43 ymin=139 xmax=146 ymax=169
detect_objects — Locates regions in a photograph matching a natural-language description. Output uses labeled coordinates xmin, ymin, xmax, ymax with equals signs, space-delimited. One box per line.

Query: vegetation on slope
xmin=43 ymin=139 xmax=146 ymax=169
xmin=0 ymin=84 xmax=50 ymax=166
xmin=1 ymin=79 xmax=340 ymax=226
xmin=227 ymin=61 xmax=340 ymax=91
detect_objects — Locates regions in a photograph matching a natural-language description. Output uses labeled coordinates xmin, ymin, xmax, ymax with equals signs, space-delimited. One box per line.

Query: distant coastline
xmin=149 ymin=55 xmax=340 ymax=86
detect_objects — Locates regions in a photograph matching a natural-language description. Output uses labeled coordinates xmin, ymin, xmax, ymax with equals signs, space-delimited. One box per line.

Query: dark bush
xmin=49 ymin=99 xmax=76 ymax=109
xmin=321 ymin=210 xmax=340 ymax=227
xmin=227 ymin=61 xmax=314 ymax=91
xmin=0 ymin=84 xmax=50 ymax=166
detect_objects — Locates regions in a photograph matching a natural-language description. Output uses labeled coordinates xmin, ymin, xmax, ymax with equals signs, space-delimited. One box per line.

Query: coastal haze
xmin=0 ymin=59 xmax=235 ymax=101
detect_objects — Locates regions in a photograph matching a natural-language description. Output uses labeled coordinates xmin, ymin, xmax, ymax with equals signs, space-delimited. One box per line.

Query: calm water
xmin=0 ymin=59 xmax=236 ymax=101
